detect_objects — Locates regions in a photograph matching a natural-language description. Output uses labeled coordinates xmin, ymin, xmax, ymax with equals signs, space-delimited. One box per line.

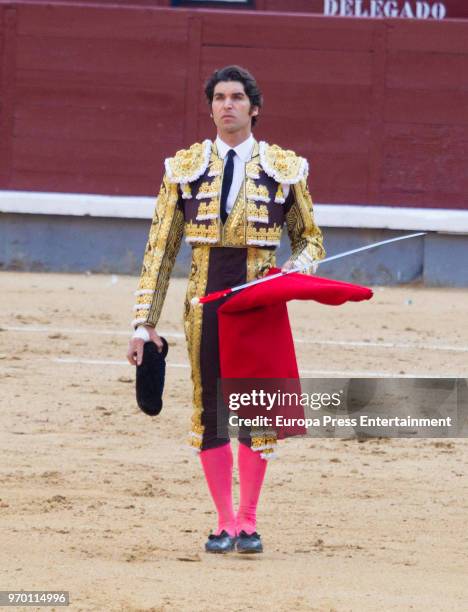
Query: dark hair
xmin=204 ymin=65 xmax=263 ymax=128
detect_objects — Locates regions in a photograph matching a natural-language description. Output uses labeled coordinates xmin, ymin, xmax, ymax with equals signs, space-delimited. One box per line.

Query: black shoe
xmin=236 ymin=530 xmax=263 ymax=554
xmin=205 ymin=530 xmax=236 ymax=554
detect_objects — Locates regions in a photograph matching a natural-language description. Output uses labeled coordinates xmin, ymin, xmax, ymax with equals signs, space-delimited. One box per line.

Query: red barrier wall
xmin=0 ymin=1 xmax=467 ymax=208
xmin=17 ymin=0 xmax=468 ymax=19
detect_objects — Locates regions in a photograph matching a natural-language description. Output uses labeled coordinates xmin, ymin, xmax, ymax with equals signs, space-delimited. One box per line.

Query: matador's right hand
xmin=126 ymin=326 xmax=164 ymax=366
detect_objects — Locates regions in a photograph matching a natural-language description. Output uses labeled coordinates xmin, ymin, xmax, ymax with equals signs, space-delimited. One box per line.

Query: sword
xmin=318 ymin=231 xmax=426 ymax=265
xmin=191 ymin=231 xmax=426 ymax=305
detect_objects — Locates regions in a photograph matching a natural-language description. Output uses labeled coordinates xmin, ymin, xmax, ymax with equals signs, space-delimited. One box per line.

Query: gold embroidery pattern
xmin=246 ymin=247 xmax=276 ymax=282
xmin=134 ymin=176 xmax=184 ymax=327
xmin=222 ymin=179 xmax=247 ymax=247
xmin=246 ymin=201 xmax=269 ymax=224
xmin=246 ymin=223 xmax=282 ymax=247
xmin=181 ymin=183 xmax=192 ymax=200
xmin=259 ymin=447 xmax=276 ymax=459
xmin=132 ymin=291 xmax=152 ymax=315
xmin=184 ymin=246 xmax=210 ymax=450
xmin=286 ymin=179 xmax=325 ymax=266
xmin=208 ymin=158 xmax=223 ymax=177
xmin=246 ymin=160 xmax=260 ymax=179
xmin=196 ymin=198 xmax=219 ymax=221
xmin=274 ymin=184 xmax=285 ymax=204
xmin=259 ymin=141 xmax=308 ymax=184
xmin=246 ymin=178 xmax=270 ymax=203
xmin=251 ymin=431 xmax=278 ymax=459
xmin=251 ymin=433 xmax=277 ymax=450
xmin=196 ymin=176 xmax=221 ymax=200
xmin=165 ymin=140 xmax=211 ymax=184
xmin=185 ymin=220 xmax=220 ymax=244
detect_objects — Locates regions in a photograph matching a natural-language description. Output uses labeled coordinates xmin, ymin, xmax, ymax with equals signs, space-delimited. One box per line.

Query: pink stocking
xmin=199 ymin=443 xmax=236 ymax=537
xmin=237 ymin=442 xmax=268 ymax=535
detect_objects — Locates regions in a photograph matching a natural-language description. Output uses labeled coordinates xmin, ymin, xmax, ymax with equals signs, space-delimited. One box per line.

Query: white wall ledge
xmin=0 ymin=190 xmax=155 ymax=219
xmin=1 ymin=190 xmax=467 ymax=233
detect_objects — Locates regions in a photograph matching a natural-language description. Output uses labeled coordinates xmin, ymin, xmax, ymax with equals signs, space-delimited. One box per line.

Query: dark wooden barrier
xmin=0 ymin=1 xmax=467 ymax=208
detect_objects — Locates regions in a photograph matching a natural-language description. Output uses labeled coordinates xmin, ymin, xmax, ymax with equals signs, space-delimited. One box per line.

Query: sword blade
xmin=320 ymin=232 xmax=426 ymax=265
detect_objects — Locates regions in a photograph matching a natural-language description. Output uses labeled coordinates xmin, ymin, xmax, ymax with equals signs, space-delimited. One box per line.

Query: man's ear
xmin=250 ymin=105 xmax=259 ymax=117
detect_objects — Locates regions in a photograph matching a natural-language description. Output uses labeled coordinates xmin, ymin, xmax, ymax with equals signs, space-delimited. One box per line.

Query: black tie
xmin=220 ymin=149 xmax=236 ymax=224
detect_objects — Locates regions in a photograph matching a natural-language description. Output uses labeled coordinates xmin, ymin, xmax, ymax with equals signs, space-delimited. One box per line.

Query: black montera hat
xmin=136 ymin=338 xmax=169 ymax=416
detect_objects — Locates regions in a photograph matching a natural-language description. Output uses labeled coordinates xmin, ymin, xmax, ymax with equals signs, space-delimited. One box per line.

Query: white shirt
xmin=215 ymin=134 xmax=255 ymax=214
xmin=215 ymin=134 xmax=290 ymax=213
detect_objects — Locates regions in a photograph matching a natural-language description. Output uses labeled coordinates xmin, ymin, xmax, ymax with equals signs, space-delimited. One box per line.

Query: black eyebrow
xmin=213 ymin=91 xmax=246 ymax=98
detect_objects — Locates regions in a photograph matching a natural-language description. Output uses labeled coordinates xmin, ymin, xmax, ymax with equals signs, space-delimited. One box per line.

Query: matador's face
xmin=211 ymin=80 xmax=258 ymax=138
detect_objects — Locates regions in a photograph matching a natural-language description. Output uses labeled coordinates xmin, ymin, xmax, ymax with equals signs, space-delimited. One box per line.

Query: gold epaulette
xmin=164 ymin=140 xmax=212 ymax=184
xmin=259 ymin=141 xmax=308 ymax=185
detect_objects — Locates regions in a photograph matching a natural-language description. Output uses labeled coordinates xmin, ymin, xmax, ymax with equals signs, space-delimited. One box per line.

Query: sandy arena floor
xmin=0 ymin=271 xmax=467 ymax=611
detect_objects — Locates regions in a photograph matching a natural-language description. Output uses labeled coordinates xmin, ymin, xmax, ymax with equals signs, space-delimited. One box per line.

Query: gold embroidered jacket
xmin=132 ymin=139 xmax=325 ymax=328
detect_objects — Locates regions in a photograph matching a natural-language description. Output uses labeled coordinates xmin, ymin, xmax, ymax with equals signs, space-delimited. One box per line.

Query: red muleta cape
xmin=217 ymin=268 xmax=373 ymax=439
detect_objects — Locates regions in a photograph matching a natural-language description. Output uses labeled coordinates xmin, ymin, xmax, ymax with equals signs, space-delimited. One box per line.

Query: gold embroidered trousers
xmin=184 ymin=245 xmax=278 ymax=457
